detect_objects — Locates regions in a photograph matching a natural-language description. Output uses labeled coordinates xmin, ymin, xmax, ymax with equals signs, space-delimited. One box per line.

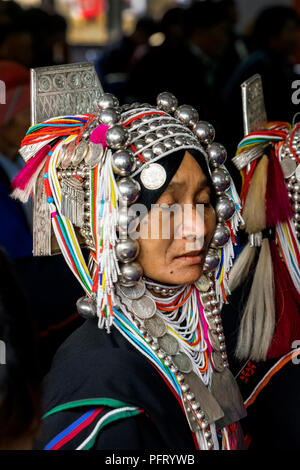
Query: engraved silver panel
xmin=30 ymin=62 xmax=103 ymax=256
xmin=241 ymin=74 xmax=267 ymax=135
xmin=31 ymin=62 xmax=103 ymax=125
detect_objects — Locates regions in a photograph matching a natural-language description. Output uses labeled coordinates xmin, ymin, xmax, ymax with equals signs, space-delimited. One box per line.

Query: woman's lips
xmin=175 ymin=251 xmax=203 ymax=265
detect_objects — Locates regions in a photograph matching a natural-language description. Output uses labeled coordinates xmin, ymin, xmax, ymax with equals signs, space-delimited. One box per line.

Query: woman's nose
xmin=175 ymin=204 xmax=206 ymax=249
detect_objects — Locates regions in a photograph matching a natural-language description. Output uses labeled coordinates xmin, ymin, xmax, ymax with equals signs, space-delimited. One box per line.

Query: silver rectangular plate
xmin=241 ymin=74 xmax=267 ymax=135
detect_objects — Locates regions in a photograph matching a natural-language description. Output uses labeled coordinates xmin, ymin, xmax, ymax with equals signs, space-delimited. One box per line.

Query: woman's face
xmin=137 ymin=152 xmax=216 ymax=285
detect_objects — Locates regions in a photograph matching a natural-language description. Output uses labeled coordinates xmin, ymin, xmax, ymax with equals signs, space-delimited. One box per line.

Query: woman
xmin=14 ymin=92 xmax=246 ymax=450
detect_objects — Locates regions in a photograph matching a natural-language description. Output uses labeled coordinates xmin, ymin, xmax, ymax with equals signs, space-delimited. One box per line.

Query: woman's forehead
xmin=168 ymin=152 xmax=209 ymax=190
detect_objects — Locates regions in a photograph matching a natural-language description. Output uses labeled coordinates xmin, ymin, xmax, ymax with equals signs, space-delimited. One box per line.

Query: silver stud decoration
xmin=216 ymin=196 xmax=236 ymax=222
xmin=98 ymin=93 xmax=119 ymax=109
xmin=203 ymin=249 xmax=220 ymax=272
xmin=98 ymin=107 xmax=121 ymax=126
xmin=112 ymin=149 xmax=136 ymax=176
xmin=116 ymin=239 xmax=139 ymax=263
xmin=206 ymin=143 xmax=227 ymax=167
xmin=119 ymin=262 xmax=143 ymax=286
xmin=105 ymin=125 xmax=129 ymax=149
xmin=175 ymin=105 xmax=199 ymax=128
xmin=76 ymin=296 xmax=97 ymax=319
xmin=193 ymin=121 xmax=215 ymax=145
xmin=117 ymin=177 xmax=141 ymax=204
xmin=157 ymin=92 xmax=178 ymax=113
xmin=211 ymin=224 xmax=231 ymax=248
xmin=211 ymin=168 xmax=231 ymax=193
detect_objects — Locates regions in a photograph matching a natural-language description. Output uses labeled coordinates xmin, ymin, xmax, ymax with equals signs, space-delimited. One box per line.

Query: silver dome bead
xmin=134 ymin=139 xmax=146 ymax=150
xmin=98 ymin=107 xmax=121 ymax=126
xmin=206 ymin=142 xmax=227 ymax=167
xmin=216 ymin=196 xmax=236 ymax=221
xmin=149 ymin=120 xmax=161 ymax=130
xmin=193 ymin=121 xmax=215 ymax=145
xmin=76 ymin=296 xmax=97 ymax=319
xmin=211 ymin=223 xmax=231 ymax=248
xmin=156 ymin=128 xmax=168 ymax=139
xmin=118 ymin=177 xmax=141 ymax=204
xmin=142 ymin=148 xmax=154 ymax=160
xmin=116 ymin=239 xmax=139 ymax=263
xmin=119 ymin=262 xmax=143 ymax=286
xmin=105 ymin=125 xmax=129 ymax=149
xmin=137 ymin=125 xmax=149 ymax=135
xmin=112 ymin=149 xmax=136 ymax=176
xmin=203 ymin=249 xmax=220 ymax=272
xmin=157 ymin=92 xmax=178 ymax=113
xmin=98 ymin=93 xmax=119 ymax=109
xmin=145 ymin=132 xmax=157 ymax=144
xmin=175 ymin=105 xmax=199 ymax=127
xmin=164 ymin=138 xmax=176 ymax=149
xmin=153 ymin=142 xmax=166 ymax=155
xmin=211 ymin=167 xmax=231 ymax=193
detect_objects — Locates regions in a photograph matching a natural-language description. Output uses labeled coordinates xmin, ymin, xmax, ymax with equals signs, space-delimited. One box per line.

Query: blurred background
xmin=1 ymin=0 xmax=300 ymax=376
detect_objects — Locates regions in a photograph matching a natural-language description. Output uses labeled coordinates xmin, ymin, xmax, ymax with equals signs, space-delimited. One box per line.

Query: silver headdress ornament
xmin=14 ymin=62 xmax=243 ymax=332
xmin=229 ymin=74 xmax=300 ymax=362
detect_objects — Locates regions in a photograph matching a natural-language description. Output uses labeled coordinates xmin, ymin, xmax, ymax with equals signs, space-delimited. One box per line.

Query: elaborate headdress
xmin=13 ymin=63 xmax=246 ymax=450
xmin=230 ymin=74 xmax=300 ymax=361
xmin=13 ymin=62 xmax=242 ymax=331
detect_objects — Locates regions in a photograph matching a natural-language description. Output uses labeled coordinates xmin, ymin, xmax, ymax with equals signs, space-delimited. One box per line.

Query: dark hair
xmin=185 ymin=1 xmax=229 ymax=34
xmin=0 ymin=248 xmax=41 ymax=448
xmin=253 ymin=6 xmax=300 ymax=48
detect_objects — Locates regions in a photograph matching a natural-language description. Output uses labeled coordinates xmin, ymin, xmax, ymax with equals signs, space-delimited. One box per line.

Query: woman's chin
xmin=144 ymin=264 xmax=203 ymax=286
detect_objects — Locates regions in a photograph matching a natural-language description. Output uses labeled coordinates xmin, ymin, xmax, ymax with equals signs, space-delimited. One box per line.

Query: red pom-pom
xmin=90 ymin=125 xmax=109 ymax=147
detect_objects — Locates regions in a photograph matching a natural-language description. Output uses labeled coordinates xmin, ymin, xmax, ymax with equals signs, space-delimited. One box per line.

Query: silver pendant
xmin=211 ymin=350 xmax=225 ymax=373
xmin=119 ymin=280 xmax=146 ymax=300
xmin=173 ymin=352 xmax=193 ymax=373
xmin=131 ymin=295 xmax=156 ymax=319
xmin=208 ymin=330 xmax=221 ymax=351
xmin=140 ymin=163 xmax=167 ymax=190
xmin=211 ymin=368 xmax=247 ymax=428
xmin=195 ymin=274 xmax=211 ymax=292
xmin=61 ymin=176 xmax=85 ymax=227
xmin=144 ymin=314 xmax=167 ymax=338
xmin=296 ymin=164 xmax=300 ymax=182
xmin=281 ymin=158 xmax=297 ymax=179
xmin=183 ymin=371 xmax=224 ymax=425
xmin=158 ymin=333 xmax=179 ymax=356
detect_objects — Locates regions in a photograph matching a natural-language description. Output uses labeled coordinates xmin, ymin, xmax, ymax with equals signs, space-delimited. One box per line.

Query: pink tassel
xmin=266 ymin=149 xmax=293 ymax=226
xmin=90 ymin=125 xmax=109 ymax=147
xmin=11 ymin=144 xmax=51 ymax=202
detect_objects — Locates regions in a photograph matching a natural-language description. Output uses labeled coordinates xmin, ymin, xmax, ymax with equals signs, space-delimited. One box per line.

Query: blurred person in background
xmin=125 ymin=7 xmax=208 ymax=114
xmin=0 ymin=2 xmax=33 ymax=68
xmin=126 ymin=3 xmax=231 ymax=126
xmin=0 ymin=247 xmax=41 ymax=449
xmin=0 ymin=60 xmax=33 ymax=260
xmin=222 ymin=6 xmax=300 ymax=171
xmin=96 ymin=16 xmax=156 ymax=99
xmin=0 ymin=61 xmax=84 ymax=375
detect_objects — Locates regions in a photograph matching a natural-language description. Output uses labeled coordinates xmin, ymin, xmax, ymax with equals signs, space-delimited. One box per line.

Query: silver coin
xmin=144 ymin=314 xmax=167 ymax=338
xmin=158 ymin=333 xmax=179 ymax=356
xmin=296 ymin=164 xmax=300 ymax=182
xmin=211 ymin=350 xmax=225 ymax=372
xmin=208 ymin=330 xmax=221 ymax=351
xmin=71 ymin=140 xmax=89 ymax=166
xmin=85 ymin=142 xmax=104 ymax=168
xmin=119 ymin=281 xmax=146 ymax=300
xmin=140 ymin=163 xmax=167 ymax=190
xmin=281 ymin=158 xmax=297 ymax=179
xmin=195 ymin=274 xmax=211 ymax=292
xmin=131 ymin=295 xmax=156 ymax=319
xmin=60 ymin=141 xmax=75 ymax=169
xmin=173 ymin=352 xmax=193 ymax=373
